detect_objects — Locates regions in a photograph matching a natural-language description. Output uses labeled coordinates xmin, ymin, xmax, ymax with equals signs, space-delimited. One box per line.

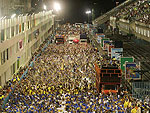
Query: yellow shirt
xmin=17 ymin=77 xmax=20 ymax=81
xmin=32 ymin=92 xmax=35 ymax=95
xmin=128 ymin=102 xmax=132 ymax=108
xmin=48 ymin=87 xmax=51 ymax=91
xmin=13 ymin=79 xmax=16 ymax=82
xmin=40 ymin=90 xmax=43 ymax=94
xmin=0 ymin=95 xmax=4 ymax=100
xmin=124 ymin=101 xmax=129 ymax=108
xmin=29 ymin=90 xmax=32 ymax=95
xmin=60 ymin=89 xmax=63 ymax=94
xmin=131 ymin=108 xmax=137 ymax=113
xmin=52 ymin=86 xmax=54 ymax=89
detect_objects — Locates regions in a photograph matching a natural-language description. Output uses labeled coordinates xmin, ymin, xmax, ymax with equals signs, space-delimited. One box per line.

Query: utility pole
xmin=85 ymin=10 xmax=91 ymax=24
xmin=92 ymin=8 xmax=95 ymax=21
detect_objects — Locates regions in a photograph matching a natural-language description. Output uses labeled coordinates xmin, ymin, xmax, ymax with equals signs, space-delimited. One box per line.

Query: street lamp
xmin=54 ymin=2 xmax=61 ymax=12
xmin=85 ymin=10 xmax=91 ymax=23
xmin=53 ymin=2 xmax=61 ymax=35
xmin=43 ymin=5 xmax=47 ymax=10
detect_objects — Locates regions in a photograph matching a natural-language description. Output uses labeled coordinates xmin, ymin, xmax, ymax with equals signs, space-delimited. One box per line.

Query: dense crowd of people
xmin=0 ymin=39 xmax=48 ymax=111
xmin=0 ymin=24 xmax=150 ymax=112
xmin=0 ymin=42 xmax=149 ymax=112
xmin=115 ymin=0 xmax=150 ymax=24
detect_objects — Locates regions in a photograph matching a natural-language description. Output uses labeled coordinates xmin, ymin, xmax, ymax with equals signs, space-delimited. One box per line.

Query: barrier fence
xmin=132 ymin=82 xmax=150 ymax=100
xmin=89 ymin=31 xmax=150 ymax=101
xmin=2 ymin=36 xmax=53 ymax=109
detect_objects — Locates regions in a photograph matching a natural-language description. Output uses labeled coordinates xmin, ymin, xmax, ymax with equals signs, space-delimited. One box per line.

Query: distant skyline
xmin=31 ymin=0 xmax=126 ymax=23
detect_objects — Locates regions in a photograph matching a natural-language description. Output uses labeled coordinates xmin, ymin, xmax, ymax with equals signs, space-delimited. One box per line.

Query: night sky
xmin=32 ymin=0 xmax=126 ymax=23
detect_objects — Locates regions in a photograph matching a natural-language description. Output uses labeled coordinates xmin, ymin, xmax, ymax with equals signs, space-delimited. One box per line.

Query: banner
xmin=105 ymin=43 xmax=110 ymax=52
xmin=96 ymin=33 xmax=105 ymax=38
xmin=101 ymin=38 xmax=109 ymax=47
xmin=108 ymin=45 xmax=114 ymax=57
xmin=125 ymin=62 xmax=141 ymax=80
xmin=97 ymin=37 xmax=101 ymax=43
xmin=111 ymin=48 xmax=123 ymax=60
xmin=18 ymin=40 xmax=23 ymax=50
xmin=120 ymin=57 xmax=134 ymax=73
xmin=103 ymin=40 xmax=110 ymax=50
xmin=106 ymin=44 xmax=110 ymax=52
xmin=96 ymin=34 xmax=105 ymax=39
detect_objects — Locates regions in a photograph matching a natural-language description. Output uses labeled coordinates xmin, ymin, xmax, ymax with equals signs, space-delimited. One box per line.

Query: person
xmin=124 ymin=99 xmax=129 ymax=112
xmin=131 ymin=106 xmax=137 ymax=113
xmin=1 ymin=24 xmax=148 ymax=112
xmin=137 ymin=104 xmax=141 ymax=113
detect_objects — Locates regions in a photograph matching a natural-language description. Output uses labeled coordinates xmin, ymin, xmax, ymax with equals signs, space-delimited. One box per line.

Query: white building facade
xmin=0 ymin=10 xmax=54 ymax=86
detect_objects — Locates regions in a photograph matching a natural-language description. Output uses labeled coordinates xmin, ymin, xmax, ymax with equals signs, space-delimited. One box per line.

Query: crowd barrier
xmin=1 ymin=36 xmax=53 ymax=109
xmin=132 ymin=82 xmax=150 ymax=100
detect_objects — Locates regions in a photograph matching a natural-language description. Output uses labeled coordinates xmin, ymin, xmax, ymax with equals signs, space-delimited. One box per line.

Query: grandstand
xmin=115 ymin=0 xmax=150 ymax=24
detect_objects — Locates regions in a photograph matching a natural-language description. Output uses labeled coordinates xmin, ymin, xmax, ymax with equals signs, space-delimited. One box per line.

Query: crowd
xmin=115 ymin=0 xmax=150 ymax=24
xmin=57 ymin=24 xmax=87 ymax=36
xmin=0 ymin=66 xmax=26 ymax=109
xmin=0 ymin=23 xmax=150 ymax=112
xmin=0 ymin=39 xmax=48 ymax=111
xmin=0 ymin=42 xmax=149 ymax=112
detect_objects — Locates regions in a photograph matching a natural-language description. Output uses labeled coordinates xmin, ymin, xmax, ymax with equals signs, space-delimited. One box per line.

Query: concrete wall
xmin=0 ymin=10 xmax=54 ymax=86
xmin=134 ymin=21 xmax=150 ymax=42
xmin=118 ymin=19 xmax=130 ymax=35
xmin=110 ymin=16 xmax=150 ymax=42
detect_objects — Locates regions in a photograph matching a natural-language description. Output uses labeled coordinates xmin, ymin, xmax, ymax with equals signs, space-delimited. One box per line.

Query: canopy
xmin=73 ymin=39 xmax=79 ymax=43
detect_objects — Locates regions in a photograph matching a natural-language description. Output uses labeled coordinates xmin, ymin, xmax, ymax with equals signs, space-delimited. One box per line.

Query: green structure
xmin=101 ymin=38 xmax=109 ymax=47
xmin=120 ymin=57 xmax=134 ymax=73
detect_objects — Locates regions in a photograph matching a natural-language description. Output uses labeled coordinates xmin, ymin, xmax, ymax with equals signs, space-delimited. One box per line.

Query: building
xmin=110 ymin=16 xmax=150 ymax=42
xmin=0 ymin=0 xmax=31 ymax=17
xmin=0 ymin=10 xmax=54 ymax=86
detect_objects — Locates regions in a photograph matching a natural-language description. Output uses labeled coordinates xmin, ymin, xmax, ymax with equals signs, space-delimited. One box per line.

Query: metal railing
xmin=132 ymin=82 xmax=150 ymax=100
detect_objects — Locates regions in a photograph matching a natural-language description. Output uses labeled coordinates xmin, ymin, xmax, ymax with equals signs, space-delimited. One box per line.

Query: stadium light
xmin=54 ymin=2 xmax=61 ymax=12
xmin=85 ymin=10 xmax=91 ymax=23
xmin=43 ymin=5 xmax=47 ymax=10
xmin=11 ymin=14 xmax=16 ymax=18
xmin=85 ymin=10 xmax=91 ymax=14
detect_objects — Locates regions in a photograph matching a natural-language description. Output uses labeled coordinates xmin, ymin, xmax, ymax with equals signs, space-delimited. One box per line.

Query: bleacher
xmin=92 ymin=0 xmax=137 ymax=25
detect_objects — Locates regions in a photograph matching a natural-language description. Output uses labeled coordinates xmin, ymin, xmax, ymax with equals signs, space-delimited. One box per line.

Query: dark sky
xmin=32 ymin=0 xmax=126 ymax=23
